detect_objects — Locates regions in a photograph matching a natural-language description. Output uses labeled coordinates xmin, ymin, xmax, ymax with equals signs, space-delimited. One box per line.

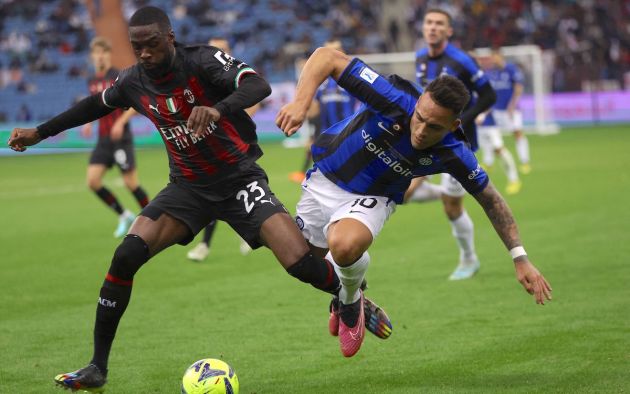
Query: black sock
xmin=91 ymin=279 xmax=132 ymax=375
xmin=202 ymin=220 xmax=217 ymax=246
xmin=132 ymin=186 xmax=149 ymax=208
xmin=95 ymin=187 xmax=124 ymax=215
xmin=286 ymin=253 xmax=340 ymax=294
xmin=90 ymin=235 xmax=149 ymax=374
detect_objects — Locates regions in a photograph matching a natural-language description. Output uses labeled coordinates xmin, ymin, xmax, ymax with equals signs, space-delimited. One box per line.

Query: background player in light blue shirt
xmin=276 ymin=46 xmax=552 ymax=358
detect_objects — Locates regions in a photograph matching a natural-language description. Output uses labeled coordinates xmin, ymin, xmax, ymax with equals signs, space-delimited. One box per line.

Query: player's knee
xmin=109 ymin=234 xmax=150 ymax=280
xmin=87 ymin=177 xmax=101 ymax=191
xmin=442 ymin=198 xmax=463 ymax=220
xmin=328 ymin=236 xmax=365 ymax=265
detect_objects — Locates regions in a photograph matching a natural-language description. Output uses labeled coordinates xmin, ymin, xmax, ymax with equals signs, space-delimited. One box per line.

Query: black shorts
xmin=89 ymin=138 xmax=136 ymax=173
xmin=140 ymin=175 xmax=288 ymax=247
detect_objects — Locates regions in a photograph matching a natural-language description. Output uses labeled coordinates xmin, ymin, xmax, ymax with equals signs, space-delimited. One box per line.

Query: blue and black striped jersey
xmin=415 ymin=43 xmax=491 ymax=151
xmin=312 ymin=58 xmax=489 ymax=204
xmin=316 ymin=77 xmax=357 ymax=130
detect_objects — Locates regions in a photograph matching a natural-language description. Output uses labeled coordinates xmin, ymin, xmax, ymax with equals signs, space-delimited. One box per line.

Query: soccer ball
xmin=181 ymin=358 xmax=239 ymax=394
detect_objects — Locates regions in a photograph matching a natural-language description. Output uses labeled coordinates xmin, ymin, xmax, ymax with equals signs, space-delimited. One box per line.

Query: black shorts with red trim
xmin=140 ymin=172 xmax=288 ymax=247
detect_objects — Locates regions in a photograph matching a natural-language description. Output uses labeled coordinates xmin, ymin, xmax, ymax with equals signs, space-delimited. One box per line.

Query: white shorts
xmin=493 ymin=110 xmax=523 ymax=132
xmin=478 ymin=125 xmax=504 ymax=150
xmin=440 ymin=173 xmax=466 ymax=197
xmin=295 ymin=169 xmax=396 ymax=248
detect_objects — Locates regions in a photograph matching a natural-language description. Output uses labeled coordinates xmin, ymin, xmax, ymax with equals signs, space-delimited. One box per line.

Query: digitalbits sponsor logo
xmin=468 ymin=164 xmax=482 ymax=179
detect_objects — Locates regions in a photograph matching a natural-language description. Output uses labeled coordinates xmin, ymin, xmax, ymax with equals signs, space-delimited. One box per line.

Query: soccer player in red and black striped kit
xmin=83 ymin=37 xmax=150 ymax=238
xmin=8 ymin=6 xmax=391 ymax=392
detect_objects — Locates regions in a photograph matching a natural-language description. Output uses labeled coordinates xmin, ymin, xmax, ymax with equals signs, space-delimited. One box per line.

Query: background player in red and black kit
xmin=82 ymin=37 xmax=150 ymax=238
xmin=8 ymin=6 xmax=390 ymax=392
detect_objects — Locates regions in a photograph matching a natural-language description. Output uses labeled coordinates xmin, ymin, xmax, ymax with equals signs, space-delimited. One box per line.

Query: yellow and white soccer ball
xmin=181 ymin=358 xmax=239 ymax=394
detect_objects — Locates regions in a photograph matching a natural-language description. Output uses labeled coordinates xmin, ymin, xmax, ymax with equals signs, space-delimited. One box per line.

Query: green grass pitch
xmin=1 ymin=125 xmax=629 ymax=393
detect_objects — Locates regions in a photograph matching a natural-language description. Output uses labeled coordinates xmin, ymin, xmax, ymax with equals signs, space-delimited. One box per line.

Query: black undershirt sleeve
xmin=213 ymin=73 xmax=271 ymax=117
xmin=36 ymin=93 xmax=116 ymax=139
xmin=460 ymin=82 xmax=496 ymax=125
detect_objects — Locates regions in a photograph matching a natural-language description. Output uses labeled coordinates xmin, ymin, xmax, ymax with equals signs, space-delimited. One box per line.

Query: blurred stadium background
xmin=1 ymin=1 xmax=629 ymax=393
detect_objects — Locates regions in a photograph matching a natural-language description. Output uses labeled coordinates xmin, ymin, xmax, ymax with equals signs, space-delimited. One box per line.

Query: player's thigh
xmin=327 ymin=195 xmax=395 ymax=243
xmin=86 ymin=164 xmax=108 ymax=187
xmin=216 ymin=178 xmax=300 ymax=261
xmin=139 ymin=182 xmax=215 ymax=250
xmin=129 ymin=213 xmax=191 ymax=257
xmin=121 ymin=168 xmax=139 ymax=190
xmin=440 ymin=174 xmax=465 ymax=219
xmin=512 ymin=111 xmax=524 ymax=130
xmin=486 ymin=126 xmax=504 ymax=149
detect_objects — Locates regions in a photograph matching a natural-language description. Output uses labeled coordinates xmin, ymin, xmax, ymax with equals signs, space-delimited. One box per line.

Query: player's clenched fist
xmin=276 ymin=102 xmax=307 ymax=137
xmin=187 ymin=106 xmax=221 ymax=138
xmin=7 ymin=127 xmax=42 ymax=152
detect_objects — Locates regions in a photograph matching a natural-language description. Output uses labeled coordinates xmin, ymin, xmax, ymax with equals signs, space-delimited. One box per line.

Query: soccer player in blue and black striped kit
xmin=411 ymin=9 xmax=497 ymax=281
xmin=277 ymin=46 xmax=551 ymax=357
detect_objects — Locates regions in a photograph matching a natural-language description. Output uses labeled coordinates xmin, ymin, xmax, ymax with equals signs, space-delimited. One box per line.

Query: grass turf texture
xmin=1 ymin=125 xmax=629 ymax=393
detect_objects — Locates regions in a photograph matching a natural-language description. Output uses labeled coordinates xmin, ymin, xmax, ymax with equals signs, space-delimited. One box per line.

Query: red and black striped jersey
xmin=102 ymin=43 xmax=266 ymax=200
xmin=87 ymin=68 xmax=131 ymax=140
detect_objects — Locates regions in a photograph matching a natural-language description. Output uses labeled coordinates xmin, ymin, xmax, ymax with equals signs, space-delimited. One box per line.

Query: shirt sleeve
xmin=461 ymin=55 xmax=491 ymax=91
xmin=198 ymin=46 xmax=259 ymax=93
xmin=442 ymin=141 xmax=489 ymax=195
xmin=102 ymin=68 xmax=133 ymax=109
xmin=337 ymin=58 xmax=418 ymax=121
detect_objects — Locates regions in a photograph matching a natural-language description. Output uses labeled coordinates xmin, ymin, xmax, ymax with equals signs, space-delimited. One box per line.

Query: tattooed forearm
xmin=473 ymin=182 xmax=522 ymax=249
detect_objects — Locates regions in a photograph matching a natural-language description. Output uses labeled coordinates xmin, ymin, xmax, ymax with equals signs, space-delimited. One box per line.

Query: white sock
xmin=409 ymin=181 xmax=443 ymax=202
xmin=515 ymin=136 xmax=530 ymax=164
xmin=327 ymin=251 xmax=370 ymax=305
xmin=450 ymin=210 xmax=477 ymax=262
xmin=498 ymin=148 xmax=519 ymax=183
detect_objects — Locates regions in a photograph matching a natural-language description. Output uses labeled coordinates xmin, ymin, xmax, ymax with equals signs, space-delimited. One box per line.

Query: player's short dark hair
xmin=129 ymin=6 xmax=172 ymax=32
xmin=425 ymin=75 xmax=470 ymax=116
xmin=424 ymin=8 xmax=452 ymax=26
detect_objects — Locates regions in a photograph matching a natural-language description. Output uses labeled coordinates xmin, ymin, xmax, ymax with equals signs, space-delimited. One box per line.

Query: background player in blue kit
xmin=484 ymin=49 xmax=531 ymax=174
xmin=411 ymin=8 xmax=497 ymax=281
xmin=277 ymin=46 xmax=552 ymax=357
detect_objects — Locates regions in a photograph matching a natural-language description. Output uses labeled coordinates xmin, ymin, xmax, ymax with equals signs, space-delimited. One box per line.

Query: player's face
xmin=409 ymin=93 xmax=460 ymax=150
xmin=129 ymin=23 xmax=175 ymax=78
xmin=90 ymin=46 xmax=111 ymax=73
xmin=209 ymin=39 xmax=231 ymax=54
xmin=422 ymin=12 xmax=452 ymax=46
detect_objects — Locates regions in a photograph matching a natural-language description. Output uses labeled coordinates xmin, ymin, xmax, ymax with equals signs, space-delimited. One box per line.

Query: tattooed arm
xmin=473 ymin=182 xmax=522 ymax=250
xmin=473 ymin=182 xmax=553 ymax=305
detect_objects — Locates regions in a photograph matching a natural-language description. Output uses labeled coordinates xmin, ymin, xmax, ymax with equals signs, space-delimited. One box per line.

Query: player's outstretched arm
xmin=276 ymin=47 xmax=351 ymax=136
xmin=7 ymin=93 xmax=115 ymax=152
xmin=473 ymin=182 xmax=552 ymax=304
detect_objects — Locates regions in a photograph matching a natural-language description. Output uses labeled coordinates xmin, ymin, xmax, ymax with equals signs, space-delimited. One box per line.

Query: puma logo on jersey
xmin=259 ymin=198 xmax=275 ymax=206
xmin=149 ymin=104 xmax=160 ymax=114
